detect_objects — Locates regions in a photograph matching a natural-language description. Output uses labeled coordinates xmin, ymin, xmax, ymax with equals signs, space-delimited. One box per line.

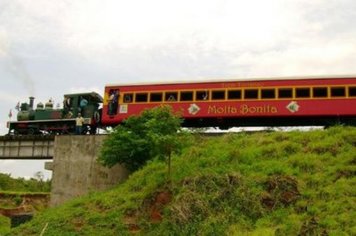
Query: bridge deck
xmin=0 ymin=135 xmax=55 ymax=160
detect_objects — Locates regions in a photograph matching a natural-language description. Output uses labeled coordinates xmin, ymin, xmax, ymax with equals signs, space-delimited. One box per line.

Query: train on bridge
xmin=7 ymin=75 xmax=356 ymax=135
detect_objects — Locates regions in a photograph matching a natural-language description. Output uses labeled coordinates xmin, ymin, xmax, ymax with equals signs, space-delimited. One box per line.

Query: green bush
xmin=99 ymin=106 xmax=184 ymax=172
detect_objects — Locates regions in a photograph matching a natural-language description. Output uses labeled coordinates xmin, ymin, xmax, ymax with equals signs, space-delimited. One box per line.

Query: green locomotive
xmin=7 ymin=92 xmax=102 ymax=135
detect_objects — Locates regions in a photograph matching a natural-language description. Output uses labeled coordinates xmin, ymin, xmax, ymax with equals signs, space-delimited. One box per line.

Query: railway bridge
xmin=0 ymin=135 xmax=129 ymax=206
xmin=0 ymin=135 xmax=54 ymax=160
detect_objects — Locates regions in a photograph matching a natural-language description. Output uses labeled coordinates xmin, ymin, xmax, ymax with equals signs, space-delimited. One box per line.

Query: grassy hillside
xmin=7 ymin=127 xmax=356 ymax=235
xmin=0 ymin=215 xmax=10 ymax=235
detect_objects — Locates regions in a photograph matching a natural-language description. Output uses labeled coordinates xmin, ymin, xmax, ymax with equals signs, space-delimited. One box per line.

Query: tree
xmin=33 ymin=171 xmax=44 ymax=182
xmin=98 ymin=106 xmax=184 ymax=174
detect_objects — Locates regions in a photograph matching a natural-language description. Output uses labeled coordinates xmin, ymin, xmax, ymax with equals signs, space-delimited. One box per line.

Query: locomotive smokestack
xmin=29 ymin=97 xmax=35 ymax=109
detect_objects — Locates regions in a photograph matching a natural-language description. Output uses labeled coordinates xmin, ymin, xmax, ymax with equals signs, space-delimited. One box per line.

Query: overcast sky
xmin=1 ymin=0 xmax=356 ymax=179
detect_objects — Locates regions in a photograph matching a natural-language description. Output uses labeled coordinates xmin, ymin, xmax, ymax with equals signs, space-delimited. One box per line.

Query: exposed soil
xmin=261 ymin=175 xmax=300 ymax=210
xmin=149 ymin=191 xmax=172 ymax=223
xmin=123 ymin=190 xmax=172 ymax=233
xmin=123 ymin=215 xmax=141 ymax=233
xmin=0 ymin=193 xmax=49 ymax=217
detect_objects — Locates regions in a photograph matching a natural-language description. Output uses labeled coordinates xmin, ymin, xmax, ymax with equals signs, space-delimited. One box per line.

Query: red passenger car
xmin=101 ymin=76 xmax=356 ymax=128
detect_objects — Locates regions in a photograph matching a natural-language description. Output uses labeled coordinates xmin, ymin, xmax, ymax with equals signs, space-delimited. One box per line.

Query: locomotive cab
xmin=63 ymin=92 xmax=102 ymax=119
xmin=62 ymin=92 xmax=103 ymax=134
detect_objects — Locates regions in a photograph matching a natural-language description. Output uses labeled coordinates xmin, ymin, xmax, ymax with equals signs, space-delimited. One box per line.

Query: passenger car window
xmin=313 ymin=87 xmax=328 ymax=98
xmin=180 ymin=91 xmax=193 ymax=101
xmin=331 ymin=87 xmax=345 ymax=97
xmin=228 ymin=90 xmax=242 ymax=100
xmin=165 ymin=92 xmax=178 ymax=101
xmin=278 ymin=88 xmax=293 ymax=98
xmin=261 ymin=89 xmax=275 ymax=99
xmin=212 ymin=90 xmax=225 ymax=100
xmin=196 ymin=91 xmax=209 ymax=101
xmin=150 ymin=93 xmax=163 ymax=102
xmin=123 ymin=93 xmax=133 ymax=103
xmin=349 ymin=86 xmax=356 ymax=97
xmin=135 ymin=93 xmax=148 ymax=102
xmin=244 ymin=89 xmax=259 ymax=99
xmin=296 ymin=88 xmax=310 ymax=98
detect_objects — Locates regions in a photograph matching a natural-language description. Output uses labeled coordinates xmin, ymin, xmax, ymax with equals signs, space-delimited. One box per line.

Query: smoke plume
xmin=0 ymin=34 xmax=36 ymax=96
xmin=7 ymin=53 xmax=36 ymax=96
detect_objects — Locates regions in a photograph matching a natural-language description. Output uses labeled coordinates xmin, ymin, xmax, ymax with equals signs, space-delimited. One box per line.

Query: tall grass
xmin=7 ymin=126 xmax=356 ymax=235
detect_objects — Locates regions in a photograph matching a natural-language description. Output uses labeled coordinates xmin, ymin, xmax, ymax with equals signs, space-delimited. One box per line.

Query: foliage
xmin=0 ymin=172 xmax=51 ymax=193
xmin=8 ymin=126 xmax=356 ymax=235
xmin=0 ymin=215 xmax=10 ymax=235
xmin=98 ymin=105 xmax=184 ymax=171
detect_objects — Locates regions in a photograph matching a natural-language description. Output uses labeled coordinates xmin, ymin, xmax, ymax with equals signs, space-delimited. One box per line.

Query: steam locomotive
xmin=7 ymin=75 xmax=356 ymax=135
xmin=7 ymin=92 xmax=102 ymax=135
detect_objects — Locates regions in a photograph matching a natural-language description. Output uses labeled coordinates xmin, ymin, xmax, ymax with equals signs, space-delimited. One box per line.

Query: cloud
xmin=1 ymin=0 xmax=356 ymax=79
xmin=231 ymin=35 xmax=356 ymax=77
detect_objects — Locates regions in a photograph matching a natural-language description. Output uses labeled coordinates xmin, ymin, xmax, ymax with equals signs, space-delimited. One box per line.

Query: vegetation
xmin=0 ymin=172 xmax=51 ymax=193
xmin=98 ymin=106 xmax=183 ymax=172
xmin=0 ymin=172 xmax=50 ymax=234
xmin=6 ymin=126 xmax=356 ymax=235
xmin=0 ymin=215 xmax=10 ymax=235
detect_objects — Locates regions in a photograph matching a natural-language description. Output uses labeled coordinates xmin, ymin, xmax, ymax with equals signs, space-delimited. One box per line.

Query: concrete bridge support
xmin=47 ymin=135 xmax=129 ymax=206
